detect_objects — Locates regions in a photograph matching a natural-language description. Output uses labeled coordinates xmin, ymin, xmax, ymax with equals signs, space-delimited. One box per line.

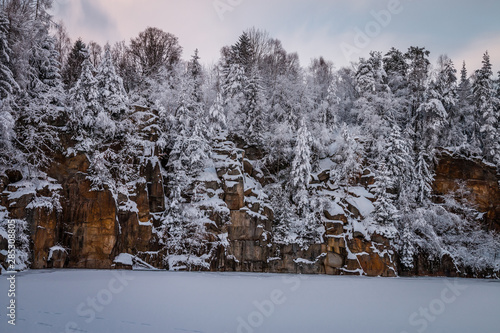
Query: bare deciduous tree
xmin=129 ymin=27 xmax=182 ymax=77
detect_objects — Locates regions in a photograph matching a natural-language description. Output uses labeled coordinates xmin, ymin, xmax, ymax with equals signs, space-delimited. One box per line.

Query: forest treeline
xmin=0 ymin=0 xmax=499 ymax=273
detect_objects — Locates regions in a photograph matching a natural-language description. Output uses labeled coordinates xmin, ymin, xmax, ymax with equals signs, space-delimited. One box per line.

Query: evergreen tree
xmin=230 ymin=32 xmax=254 ymax=73
xmin=405 ymin=46 xmax=430 ymax=119
xmin=244 ymin=66 xmax=266 ymax=144
xmin=473 ymin=52 xmax=499 ymax=164
xmin=208 ymin=92 xmax=227 ymax=139
xmin=160 ymin=92 xmax=213 ymax=270
xmin=0 ymin=12 xmax=18 ymax=98
xmin=62 ymin=38 xmax=89 ymax=88
xmin=222 ymin=62 xmax=246 ymax=133
xmin=383 ymin=47 xmax=407 ymax=94
xmin=372 ymin=163 xmax=398 ymax=228
xmin=413 ymin=93 xmax=447 ymax=203
xmin=330 ymin=123 xmax=363 ymax=191
xmin=0 ymin=12 xmax=19 ymax=168
xmin=457 ymin=62 xmax=475 ymax=148
xmin=95 ymin=44 xmax=128 ymax=116
xmin=290 ymin=118 xmax=312 ymax=215
xmin=69 ymin=58 xmax=103 ymax=144
xmin=0 ymin=100 xmax=16 ymax=168
xmin=384 ymin=124 xmax=414 ymax=203
xmin=187 ymin=49 xmax=203 ymax=103
xmin=430 ymin=55 xmax=458 ymax=146
xmin=355 ymin=57 xmax=376 ymax=94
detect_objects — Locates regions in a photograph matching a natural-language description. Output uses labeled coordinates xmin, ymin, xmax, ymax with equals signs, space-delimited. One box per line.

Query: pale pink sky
xmin=51 ymin=0 xmax=500 ymax=74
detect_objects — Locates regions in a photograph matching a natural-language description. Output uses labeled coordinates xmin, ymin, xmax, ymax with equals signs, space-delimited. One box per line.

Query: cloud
xmin=51 ymin=0 xmax=499 ymax=74
xmin=52 ymin=0 xmax=120 ymax=43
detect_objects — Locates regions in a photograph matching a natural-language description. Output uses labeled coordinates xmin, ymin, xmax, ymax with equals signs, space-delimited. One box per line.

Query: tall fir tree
xmin=69 ymin=58 xmax=102 ymax=144
xmin=187 ymin=49 xmax=203 ymax=103
xmin=290 ymin=117 xmax=312 ymax=215
xmin=208 ymin=92 xmax=227 ymax=140
xmin=96 ymin=44 xmax=128 ymax=117
xmin=473 ymin=52 xmax=499 ymax=163
xmin=0 ymin=12 xmax=18 ymax=98
xmin=244 ymin=65 xmax=266 ymax=144
xmin=457 ymin=62 xmax=475 ymax=148
xmin=62 ymin=38 xmax=89 ymax=88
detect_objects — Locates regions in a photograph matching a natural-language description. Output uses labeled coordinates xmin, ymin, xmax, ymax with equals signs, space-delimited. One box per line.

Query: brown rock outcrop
xmin=434 ymin=152 xmax=500 ymax=231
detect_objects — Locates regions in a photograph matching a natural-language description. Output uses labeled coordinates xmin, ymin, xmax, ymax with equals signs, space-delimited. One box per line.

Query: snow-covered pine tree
xmin=187 ymin=49 xmax=203 ymax=103
xmin=456 ymin=62 xmax=476 ymax=149
xmin=230 ymin=32 xmax=254 ymax=73
xmin=323 ymin=76 xmax=341 ymax=128
xmin=413 ymin=93 xmax=447 ymax=203
xmin=208 ymin=92 xmax=227 ymax=139
xmin=473 ymin=52 xmax=499 ymax=164
xmin=383 ymin=47 xmax=408 ymax=94
xmin=430 ymin=55 xmax=458 ymax=147
xmin=330 ymin=123 xmax=363 ymax=192
xmin=372 ymin=163 xmax=398 ymax=230
xmin=62 ymin=38 xmax=89 ymax=88
xmin=16 ymin=14 xmax=64 ymax=169
xmin=355 ymin=57 xmax=376 ymax=95
xmin=384 ymin=124 xmax=414 ymax=203
xmin=243 ymin=65 xmax=267 ymax=145
xmin=221 ymin=62 xmax=246 ymax=134
xmin=0 ymin=101 xmax=16 ymax=169
xmin=69 ymin=58 xmax=104 ymax=147
xmin=0 ymin=12 xmax=20 ymax=169
xmin=405 ymin=46 xmax=430 ymax=123
xmin=160 ymin=92 xmax=213 ymax=270
xmin=0 ymin=12 xmax=18 ymax=98
xmin=96 ymin=44 xmax=128 ymax=117
xmin=290 ymin=117 xmax=312 ymax=215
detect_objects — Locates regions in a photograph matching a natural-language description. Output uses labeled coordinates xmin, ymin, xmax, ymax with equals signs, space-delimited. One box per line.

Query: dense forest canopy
xmin=1 ymin=0 xmax=499 ymax=274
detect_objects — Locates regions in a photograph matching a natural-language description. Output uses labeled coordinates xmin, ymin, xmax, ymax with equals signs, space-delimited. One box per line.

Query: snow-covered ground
xmin=0 ymin=270 xmax=499 ymax=333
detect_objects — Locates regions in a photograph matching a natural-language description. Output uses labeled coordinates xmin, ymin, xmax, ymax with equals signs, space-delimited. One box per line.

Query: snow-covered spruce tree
xmin=0 ymin=12 xmax=18 ymax=99
xmin=62 ymin=38 xmax=89 ymax=88
xmin=279 ymin=117 xmax=323 ymax=247
xmin=221 ymin=62 xmax=246 ymax=134
xmin=159 ymin=75 xmax=214 ymax=270
xmin=355 ymin=57 xmax=376 ymax=94
xmin=265 ymin=68 xmax=303 ymax=171
xmin=0 ymin=12 xmax=20 ymax=169
xmin=229 ymin=31 xmax=254 ymax=73
xmin=243 ymin=65 xmax=267 ymax=145
xmin=330 ymin=123 xmax=363 ymax=193
xmin=371 ymin=163 xmax=398 ymax=234
xmin=473 ymin=52 xmax=500 ymax=164
xmin=13 ymin=7 xmax=67 ymax=170
xmin=354 ymin=52 xmax=395 ymax=167
xmin=96 ymin=44 xmax=128 ymax=118
xmin=430 ymin=55 xmax=458 ymax=147
xmin=69 ymin=58 xmax=100 ymax=127
xmin=187 ymin=48 xmax=203 ymax=103
xmin=68 ymin=58 xmax=113 ymax=152
xmin=290 ymin=117 xmax=312 ymax=215
xmin=208 ymin=92 xmax=227 ymax=140
xmin=0 ymin=101 xmax=17 ymax=169
xmin=456 ymin=62 xmax=476 ymax=150
xmin=413 ymin=95 xmax=447 ymax=203
xmin=384 ymin=124 xmax=414 ymax=204
xmin=323 ymin=75 xmax=341 ymax=128
xmin=405 ymin=46 xmax=430 ymax=123
xmin=383 ymin=47 xmax=408 ymax=94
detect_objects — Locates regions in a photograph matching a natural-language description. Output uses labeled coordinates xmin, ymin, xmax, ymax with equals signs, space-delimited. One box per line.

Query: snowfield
xmin=0 ymin=270 xmax=499 ymax=333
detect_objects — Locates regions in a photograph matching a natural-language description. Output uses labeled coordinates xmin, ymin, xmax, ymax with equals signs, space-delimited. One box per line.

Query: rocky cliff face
xmin=433 ymin=152 xmax=500 ymax=231
xmin=0 ymin=139 xmax=498 ymax=277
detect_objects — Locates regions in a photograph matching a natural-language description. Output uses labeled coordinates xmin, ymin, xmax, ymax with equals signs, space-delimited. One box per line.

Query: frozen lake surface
xmin=0 ymin=269 xmax=499 ymax=333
